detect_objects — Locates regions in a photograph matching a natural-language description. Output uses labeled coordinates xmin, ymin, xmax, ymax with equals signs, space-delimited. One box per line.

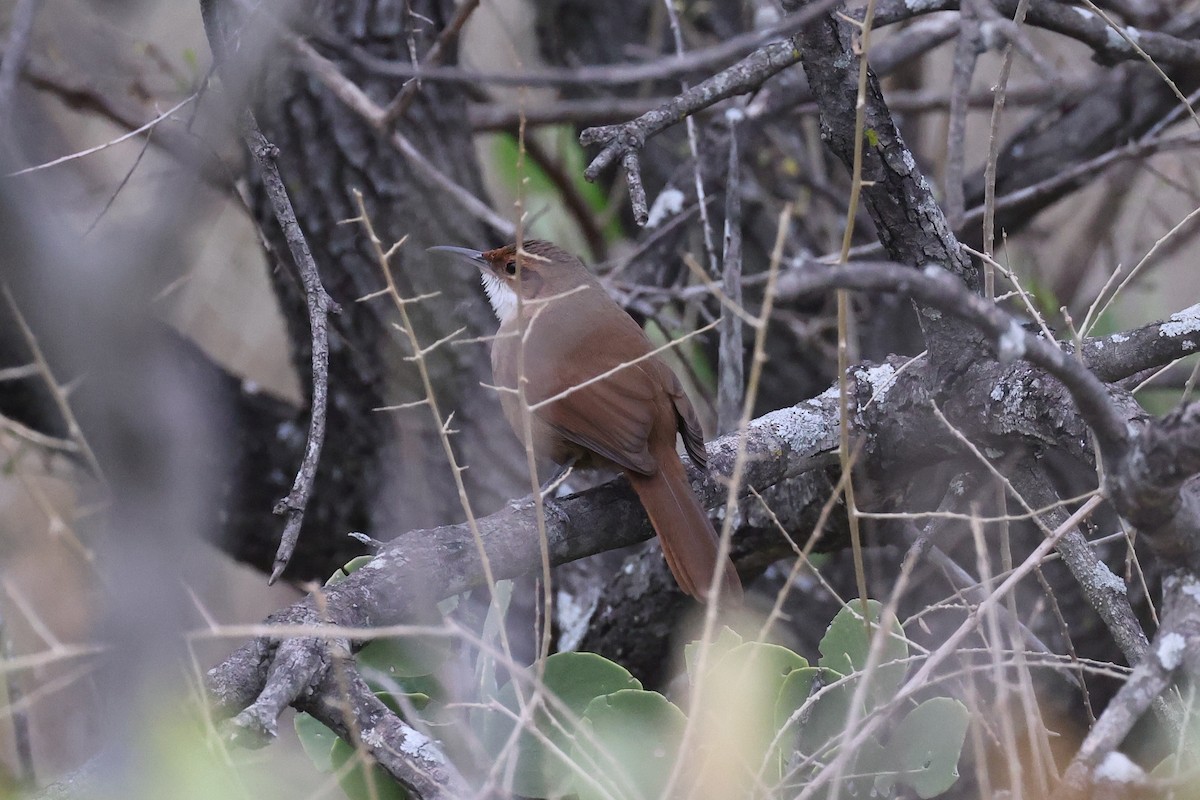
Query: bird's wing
xmin=669 ymin=379 xmax=709 ymax=469
xmin=523 ymin=319 xmax=663 ymax=476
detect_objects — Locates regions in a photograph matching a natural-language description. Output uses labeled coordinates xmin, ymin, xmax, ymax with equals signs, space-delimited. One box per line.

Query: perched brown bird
xmin=429 ymin=240 xmax=742 ymax=602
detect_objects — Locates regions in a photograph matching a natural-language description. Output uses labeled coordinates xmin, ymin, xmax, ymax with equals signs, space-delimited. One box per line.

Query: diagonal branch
xmin=206 ymin=390 xmax=844 ymax=713
xmin=1061 ymin=570 xmax=1200 ymax=796
xmin=577 ymin=0 xmax=843 ymax=224
xmin=779 ymin=261 xmax=1132 ymax=465
xmin=870 ymin=0 xmax=1200 ymax=66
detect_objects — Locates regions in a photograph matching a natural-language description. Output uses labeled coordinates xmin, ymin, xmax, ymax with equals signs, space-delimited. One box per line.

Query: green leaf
xmin=477 ymin=652 xmax=642 ymax=798
xmin=794 ymin=668 xmax=860 ymax=764
xmin=468 ymin=581 xmax=515 ymax=744
xmin=877 ymin=697 xmax=970 ymax=799
xmin=701 ymin=642 xmax=809 ymax=783
xmin=684 ymin=626 xmax=743 ymax=679
xmin=477 ymin=580 xmax=514 ymax=701
xmin=773 ymin=666 xmax=820 ymax=733
xmin=330 ymin=738 xmax=408 ymax=800
xmin=293 ymin=713 xmax=337 ymax=773
xmin=572 ymin=690 xmax=687 ymax=800
xmin=818 ymin=599 xmax=908 ymax=710
xmin=375 ymin=690 xmax=431 ymax=713
xmin=326 ymin=555 xmax=376 ymax=586
xmin=846 ymin=735 xmax=890 ymax=799
xmin=358 ymin=632 xmax=450 ymax=679
xmin=487 ymin=128 xmax=619 ymax=255
xmin=708 ymin=642 xmax=809 ymax=694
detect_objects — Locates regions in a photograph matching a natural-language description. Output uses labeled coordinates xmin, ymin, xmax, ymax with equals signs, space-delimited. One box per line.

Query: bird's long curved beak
xmin=427 ymin=245 xmax=488 ymax=268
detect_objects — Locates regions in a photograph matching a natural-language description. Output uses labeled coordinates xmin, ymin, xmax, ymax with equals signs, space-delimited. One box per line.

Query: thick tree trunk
xmin=218 ymin=0 xmax=529 ymax=578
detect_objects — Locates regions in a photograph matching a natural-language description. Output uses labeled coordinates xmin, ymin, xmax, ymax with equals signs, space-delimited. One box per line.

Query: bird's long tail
xmin=628 ymin=451 xmax=742 ymax=603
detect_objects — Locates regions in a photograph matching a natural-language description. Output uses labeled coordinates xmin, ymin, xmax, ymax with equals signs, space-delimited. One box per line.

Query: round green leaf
xmin=358 ymin=632 xmax=450 ymax=679
xmin=878 ymin=697 xmax=969 ymax=799
xmin=375 ymin=690 xmax=431 ymax=714
xmin=477 ymin=652 xmax=642 ymax=798
xmin=684 ymin=626 xmax=744 ymax=680
xmin=818 ymin=599 xmax=908 ymax=710
xmin=294 ymin=712 xmax=337 ymax=773
xmin=701 ymin=642 xmax=809 ymax=783
xmin=326 ymin=555 xmax=376 ymax=586
xmin=773 ymin=667 xmax=820 ymax=732
xmin=572 ymin=689 xmax=687 ymax=800
xmin=794 ymin=669 xmax=861 ymax=765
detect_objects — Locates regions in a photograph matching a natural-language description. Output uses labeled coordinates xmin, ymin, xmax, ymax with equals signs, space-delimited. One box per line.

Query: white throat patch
xmin=481 ymin=270 xmax=518 ymax=324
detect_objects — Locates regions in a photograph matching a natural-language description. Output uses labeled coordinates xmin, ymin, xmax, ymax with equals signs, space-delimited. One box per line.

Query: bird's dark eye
xmin=504 ymin=260 xmax=517 ymax=276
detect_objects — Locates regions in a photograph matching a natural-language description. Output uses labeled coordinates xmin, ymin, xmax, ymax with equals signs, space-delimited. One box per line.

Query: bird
xmin=428 ymin=240 xmax=742 ymax=603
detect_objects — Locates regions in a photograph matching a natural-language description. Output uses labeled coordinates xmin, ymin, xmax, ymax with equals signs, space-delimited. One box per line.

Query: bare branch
xmin=870 ymin=0 xmax=1200 ymax=66
xmin=717 ymin=109 xmax=745 ymax=434
xmin=1062 ymin=570 xmax=1200 ymax=796
xmin=6 ymin=92 xmax=200 ymax=177
xmin=378 ymin=0 xmax=480 ymax=127
xmin=1082 ymin=302 xmax=1200 ymax=383
xmin=236 ymin=118 xmax=340 ymax=585
xmin=578 ymin=36 xmax=802 ymax=211
xmin=1112 ymin=402 xmax=1200 ymax=568
xmin=302 ymin=666 xmax=470 ymax=799
xmin=350 ymin=8 xmax=834 ymax=89
xmin=281 ymin=29 xmax=515 ymax=238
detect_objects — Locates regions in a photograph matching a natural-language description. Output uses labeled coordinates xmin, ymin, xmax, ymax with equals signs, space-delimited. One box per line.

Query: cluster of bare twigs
xmin=4 ymin=0 xmax=1200 ymax=797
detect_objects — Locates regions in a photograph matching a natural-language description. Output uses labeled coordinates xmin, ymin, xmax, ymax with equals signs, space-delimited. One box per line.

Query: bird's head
xmin=428 ymin=240 xmax=590 ymax=324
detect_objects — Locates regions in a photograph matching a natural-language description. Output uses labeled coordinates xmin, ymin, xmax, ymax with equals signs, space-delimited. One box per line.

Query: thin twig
xmin=660 ymin=0 xmax=719 ymax=278
xmin=526 ymin=319 xmax=719 ymax=412
xmin=0 ymin=412 xmax=78 ymax=454
xmin=796 ymin=495 xmax=1104 ymax=799
xmin=944 ymin=1 xmax=982 ymax=229
xmin=1 ymin=285 xmax=103 ymax=481
xmin=982 ymin=0 xmax=1032 ymax=296
xmin=717 ymin=108 xmax=745 ymax=434
xmin=834 ymin=0 xmax=882 ymax=643
xmin=0 ymin=607 xmax=34 ymax=787
xmin=282 ymin=30 xmax=515 ymax=238
xmin=351 ymin=7 xmax=835 ymax=89
xmin=1084 ymin=201 xmax=1200 ymax=336
xmin=933 ymin=407 xmax=1157 ymax=705
xmin=240 ymin=116 xmax=339 ymax=586
xmin=6 ymin=92 xmax=199 ymax=177
xmin=379 ymin=0 xmax=481 ymax=127
xmin=349 ymin=192 xmax=524 ymax=707
xmin=83 ymin=125 xmax=156 ymax=236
